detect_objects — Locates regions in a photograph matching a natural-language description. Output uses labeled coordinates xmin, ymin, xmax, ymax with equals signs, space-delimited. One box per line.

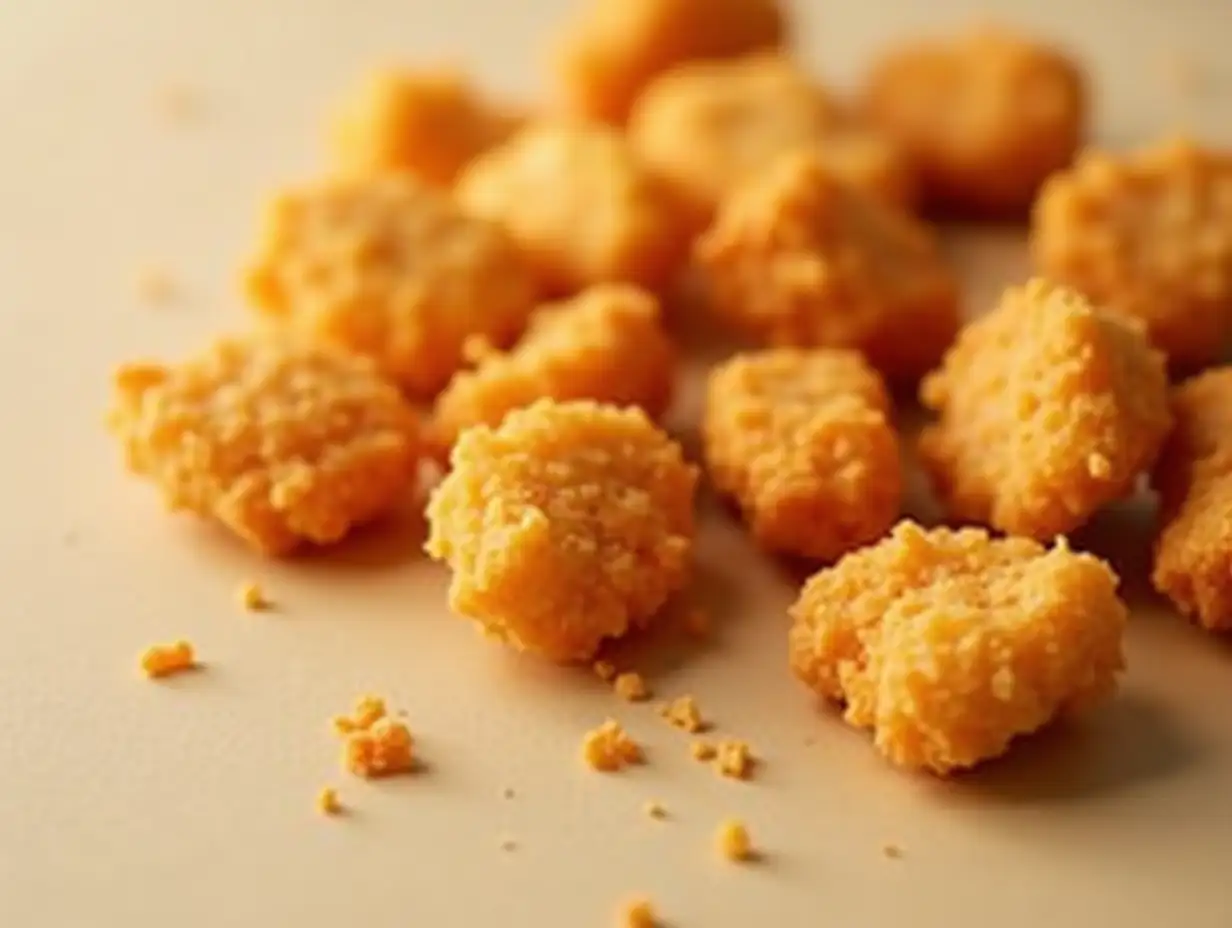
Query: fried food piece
xmin=140 ymin=640 xmax=196 ymax=679
xmin=330 ymin=67 xmax=523 ymax=185
xmin=456 ymin=121 xmax=690 ymax=294
xmin=703 ymin=349 xmax=901 ymax=559
xmin=1152 ymin=368 xmax=1232 ymax=630
xmin=109 ymin=337 xmax=421 ymax=555
xmin=581 ymin=719 xmax=645 ymax=771
xmin=696 ymin=151 xmax=958 ymax=380
xmin=344 ymin=717 xmax=416 ymax=778
xmin=919 ymin=279 xmax=1171 ymax=539
xmin=789 ymin=521 xmax=1128 ymax=774
xmin=432 ymin=285 xmax=675 ymax=450
xmin=551 ymin=0 xmax=787 ymax=125
xmin=863 ymin=26 xmax=1085 ymax=215
xmin=425 ymin=400 xmax=697 ymax=662
xmin=1031 ymin=138 xmax=1232 ymax=367
xmin=244 ymin=174 xmax=539 ymax=398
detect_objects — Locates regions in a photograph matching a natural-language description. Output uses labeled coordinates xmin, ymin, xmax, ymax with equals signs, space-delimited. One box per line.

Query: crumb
xmin=316 ymin=787 xmax=342 ymax=816
xmin=426 ymin=400 xmax=697 ymax=662
xmin=332 ymin=694 xmax=388 ymax=736
xmin=716 ymin=819 xmax=753 ymax=861
xmin=883 ymin=842 xmax=904 ymax=859
xmin=704 ymin=348 xmax=901 ymax=559
xmin=713 ymin=739 xmax=754 ymax=779
xmin=620 ymin=898 xmax=658 ymax=928
xmin=136 ymin=267 xmax=176 ymax=306
xmin=614 ymin=672 xmax=651 ymax=702
xmin=643 ymin=800 xmax=667 ymax=820
xmin=789 ymin=520 xmax=1128 ymax=773
xmin=690 ymin=740 xmax=716 ymax=761
xmin=593 ymin=660 xmax=618 ymax=682
xmin=682 ymin=607 xmax=709 ymax=638
xmin=919 ymin=279 xmax=1172 ymax=539
xmin=502 ymin=786 xmax=516 ymax=799
xmin=582 ymin=719 xmax=644 ymax=772
xmin=659 ymin=695 xmax=706 ymax=733
xmin=139 ymin=640 xmax=196 ymax=678
xmin=157 ymin=84 xmax=202 ymax=123
xmin=344 ymin=717 xmax=416 ymax=778
xmin=499 ymin=835 xmax=518 ymax=852
xmin=236 ymin=581 xmax=270 ymax=612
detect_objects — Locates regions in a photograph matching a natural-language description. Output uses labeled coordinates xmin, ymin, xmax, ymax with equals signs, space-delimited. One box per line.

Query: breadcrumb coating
xmin=789 ymin=521 xmax=1128 ymax=774
xmin=432 ymin=285 xmax=676 ymax=451
xmin=696 ymin=152 xmax=958 ymax=380
xmin=919 ymin=279 xmax=1171 ymax=539
xmin=1032 ymin=138 xmax=1232 ymax=367
xmin=425 ymin=400 xmax=697 ymax=662
xmin=109 ymin=337 xmax=421 ymax=555
xmin=344 ymin=717 xmax=416 ymax=778
xmin=864 ymin=26 xmax=1085 ymax=215
xmin=716 ymin=819 xmax=753 ymax=861
xmin=456 ymin=121 xmax=691 ymax=294
xmin=551 ymin=0 xmax=786 ymax=125
xmin=703 ymin=348 xmax=901 ymax=560
xmin=582 ymin=719 xmax=645 ymax=771
xmin=140 ymin=640 xmax=196 ymax=679
xmin=244 ymin=173 xmax=539 ymax=398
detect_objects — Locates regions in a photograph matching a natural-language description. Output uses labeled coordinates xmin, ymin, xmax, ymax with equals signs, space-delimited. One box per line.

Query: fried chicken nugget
xmin=1032 ymin=138 xmax=1232 ymax=368
xmin=703 ymin=349 xmax=901 ymax=560
xmin=108 ymin=337 xmax=421 ymax=555
xmin=551 ymin=0 xmax=787 ymax=125
xmin=695 ymin=150 xmax=958 ymax=380
xmin=432 ymin=285 xmax=675 ymax=451
xmin=789 ymin=521 xmax=1128 ymax=774
xmin=919 ymin=279 xmax=1171 ymax=539
xmin=863 ymin=26 xmax=1085 ymax=216
xmin=244 ymin=173 xmax=539 ymax=399
xmin=425 ymin=400 xmax=697 ymax=662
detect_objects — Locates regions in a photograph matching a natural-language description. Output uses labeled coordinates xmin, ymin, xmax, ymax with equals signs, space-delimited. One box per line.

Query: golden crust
xmin=789 ymin=521 xmax=1127 ymax=774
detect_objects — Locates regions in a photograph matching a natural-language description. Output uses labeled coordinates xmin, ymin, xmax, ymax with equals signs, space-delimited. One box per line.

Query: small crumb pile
xmin=659 ymin=695 xmax=706 ymax=733
xmin=643 ymin=800 xmax=667 ymax=820
xmin=140 ymin=640 xmax=196 ymax=679
xmin=581 ymin=719 xmax=644 ymax=771
xmin=714 ymin=739 xmax=755 ymax=779
xmin=236 ymin=581 xmax=270 ymax=612
xmin=614 ymin=672 xmax=651 ymax=702
xmin=716 ymin=819 xmax=753 ymax=861
xmin=332 ymin=695 xmax=416 ymax=779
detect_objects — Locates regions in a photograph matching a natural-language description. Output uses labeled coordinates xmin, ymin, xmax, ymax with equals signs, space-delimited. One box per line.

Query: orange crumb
xmin=614 ymin=672 xmax=651 ymax=702
xmin=333 ymin=694 xmax=388 ymax=735
xmin=499 ymin=835 xmax=518 ymax=852
xmin=621 ymin=899 xmax=658 ymax=928
xmin=643 ymin=800 xmax=667 ymax=819
xmin=237 ymin=581 xmax=270 ymax=612
xmin=716 ymin=819 xmax=753 ymax=861
xmin=593 ymin=660 xmax=618 ymax=682
xmin=691 ymin=740 xmax=716 ymax=761
xmin=344 ymin=717 xmax=415 ymax=778
xmin=659 ymin=695 xmax=706 ymax=733
xmin=582 ymin=719 xmax=644 ymax=772
xmin=140 ymin=640 xmax=195 ymax=678
xmin=316 ymin=787 xmax=342 ymax=816
xmin=714 ymin=739 xmax=754 ymax=779
xmin=883 ymin=842 xmax=904 ymax=859
xmin=136 ymin=267 xmax=176 ymax=306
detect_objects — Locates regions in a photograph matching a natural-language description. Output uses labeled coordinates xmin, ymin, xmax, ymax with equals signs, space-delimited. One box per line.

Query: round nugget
xmin=1032 ymin=138 xmax=1232 ymax=367
xmin=108 ymin=337 xmax=421 ymax=555
xmin=456 ymin=120 xmax=691 ymax=294
xmin=789 ymin=520 xmax=1127 ymax=774
xmin=244 ymin=174 xmax=540 ymax=399
xmin=432 ymin=285 xmax=675 ymax=451
xmin=919 ymin=279 xmax=1172 ymax=539
xmin=551 ymin=0 xmax=787 ymax=125
xmin=425 ymin=400 xmax=697 ymax=662
xmin=695 ymin=150 xmax=958 ymax=380
xmin=703 ymin=349 xmax=901 ymax=560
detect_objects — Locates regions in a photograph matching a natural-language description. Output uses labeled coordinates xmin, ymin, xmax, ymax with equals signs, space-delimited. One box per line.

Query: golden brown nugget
xmin=863 ymin=26 xmax=1085 ymax=215
xmin=696 ymin=151 xmax=958 ymax=380
xmin=432 ymin=285 xmax=675 ymax=450
xmin=703 ymin=349 xmax=901 ymax=560
xmin=1032 ymin=138 xmax=1232 ymax=367
xmin=425 ymin=400 xmax=697 ymax=662
xmin=551 ymin=0 xmax=787 ymax=125
xmin=244 ymin=174 xmax=539 ymax=399
xmin=456 ymin=121 xmax=690 ymax=294
xmin=109 ymin=337 xmax=421 ymax=556
xmin=919 ymin=279 xmax=1171 ymax=539
xmin=789 ymin=521 xmax=1128 ymax=774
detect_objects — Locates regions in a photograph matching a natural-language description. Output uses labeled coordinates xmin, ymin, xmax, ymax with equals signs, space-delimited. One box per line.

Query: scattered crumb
xmin=136 ymin=266 xmax=177 ymax=306
xmin=683 ymin=606 xmax=710 ymax=638
xmin=614 ymin=671 xmax=652 ymax=702
xmin=157 ymin=83 xmax=203 ymax=123
xmin=716 ymin=819 xmax=753 ymax=861
xmin=344 ymin=717 xmax=416 ymax=778
xmin=593 ymin=660 xmax=617 ymax=682
xmin=691 ymin=740 xmax=716 ymax=761
xmin=499 ymin=835 xmax=518 ymax=852
xmin=316 ymin=787 xmax=342 ymax=816
xmin=659 ymin=695 xmax=706 ymax=733
xmin=621 ymin=899 xmax=657 ymax=928
xmin=63 ymin=530 xmax=79 ymax=547
xmin=236 ymin=580 xmax=270 ymax=612
xmin=332 ymin=694 xmax=388 ymax=736
xmin=582 ymin=719 xmax=644 ymax=772
xmin=714 ymin=739 xmax=754 ymax=779
xmin=139 ymin=640 xmax=195 ymax=679
xmin=502 ymin=786 xmax=516 ymax=800
xmin=643 ymin=800 xmax=667 ymax=820
xmin=883 ymin=842 xmax=905 ymax=860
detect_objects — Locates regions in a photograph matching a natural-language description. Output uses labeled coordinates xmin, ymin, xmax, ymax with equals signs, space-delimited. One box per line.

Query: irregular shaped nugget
xmin=703 ymin=349 xmax=901 ymax=560
xmin=432 ymin=285 xmax=675 ymax=450
xmin=425 ymin=400 xmax=697 ymax=662
xmin=789 ymin=521 xmax=1128 ymax=774
xmin=1152 ymin=368 xmax=1232 ymax=630
xmin=244 ymin=174 xmax=539 ymax=398
xmin=696 ymin=151 xmax=958 ymax=380
xmin=456 ymin=121 xmax=690 ymax=294
xmin=108 ymin=337 xmax=421 ymax=555
xmin=1032 ymin=138 xmax=1232 ymax=367
xmin=551 ymin=0 xmax=787 ymax=125
xmin=864 ymin=26 xmax=1085 ymax=215
xmin=919 ymin=279 xmax=1171 ymax=539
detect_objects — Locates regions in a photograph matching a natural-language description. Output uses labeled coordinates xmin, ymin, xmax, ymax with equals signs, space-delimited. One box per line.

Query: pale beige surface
xmin=1 ymin=1 xmax=1232 ymax=925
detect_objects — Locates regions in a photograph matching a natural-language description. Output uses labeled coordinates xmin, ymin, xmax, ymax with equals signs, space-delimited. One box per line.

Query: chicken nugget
xmin=919 ymin=279 xmax=1171 ymax=539
xmin=703 ymin=349 xmax=901 ymax=560
xmin=789 ymin=520 xmax=1127 ymax=774
xmin=425 ymin=400 xmax=697 ymax=662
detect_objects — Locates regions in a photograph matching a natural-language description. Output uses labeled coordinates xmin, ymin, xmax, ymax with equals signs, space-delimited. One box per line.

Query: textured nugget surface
xmin=789 ymin=521 xmax=1127 ymax=774
xmin=425 ymin=400 xmax=697 ymax=662
xmin=703 ymin=349 xmax=901 ymax=560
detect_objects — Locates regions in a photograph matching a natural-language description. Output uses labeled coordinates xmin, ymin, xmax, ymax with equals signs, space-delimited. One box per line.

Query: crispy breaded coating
xmin=456 ymin=121 xmax=690 ymax=294
xmin=432 ymin=285 xmax=675 ymax=450
xmin=244 ymin=173 xmax=539 ymax=398
xmin=330 ymin=67 xmax=523 ymax=185
xmin=864 ymin=26 xmax=1085 ymax=215
xmin=108 ymin=337 xmax=421 ymax=555
xmin=551 ymin=0 xmax=787 ymax=125
xmin=1032 ymin=138 xmax=1232 ymax=367
xmin=425 ymin=400 xmax=697 ymax=662
xmin=703 ymin=349 xmax=901 ymax=560
xmin=716 ymin=820 xmax=753 ymax=861
xmin=919 ymin=279 xmax=1171 ymax=539
xmin=1152 ymin=368 xmax=1232 ymax=630
xmin=789 ymin=521 xmax=1128 ymax=774
xmin=695 ymin=151 xmax=958 ymax=380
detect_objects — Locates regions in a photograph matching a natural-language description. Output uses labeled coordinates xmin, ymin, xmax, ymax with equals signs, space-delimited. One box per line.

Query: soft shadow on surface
xmin=299 ymin=500 xmax=429 ymax=572
xmin=937 ymin=222 xmax=1032 ymax=320
xmin=1070 ymin=494 xmax=1165 ymax=610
